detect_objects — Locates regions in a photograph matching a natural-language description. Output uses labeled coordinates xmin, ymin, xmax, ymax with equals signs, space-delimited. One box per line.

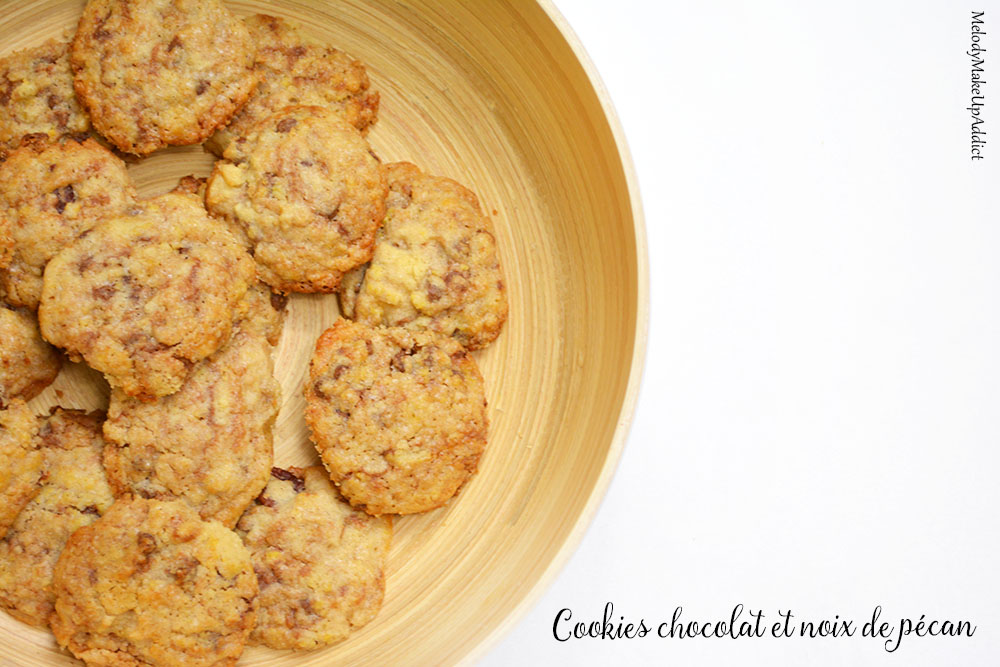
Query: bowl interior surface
xmin=0 ymin=1 xmax=644 ymax=664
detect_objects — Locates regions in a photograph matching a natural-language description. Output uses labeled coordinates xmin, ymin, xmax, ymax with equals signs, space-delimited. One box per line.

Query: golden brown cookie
xmin=70 ymin=0 xmax=258 ymax=156
xmin=339 ymin=162 xmax=508 ymax=350
xmin=0 ymin=408 xmax=114 ymax=627
xmin=205 ymin=14 xmax=378 ymax=156
xmin=50 ymin=497 xmax=258 ymax=666
xmin=0 ymin=36 xmax=90 ymax=160
xmin=0 ymin=399 xmax=41 ymax=540
xmin=38 ymin=192 xmax=255 ymax=400
xmin=0 ymin=215 xmax=10 ymax=270
xmin=305 ymin=320 xmax=488 ymax=515
xmin=103 ymin=327 xmax=280 ymax=528
xmin=237 ymin=466 xmax=392 ymax=649
xmin=233 ymin=281 xmax=288 ymax=347
xmin=0 ymin=305 xmax=60 ymax=408
xmin=0 ymin=134 xmax=136 ymax=310
xmin=205 ymin=105 xmax=387 ymax=293
xmin=171 ymin=173 xmax=207 ymax=197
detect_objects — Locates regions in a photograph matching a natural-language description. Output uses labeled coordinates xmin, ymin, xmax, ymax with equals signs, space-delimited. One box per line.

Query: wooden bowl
xmin=0 ymin=1 xmax=647 ymax=664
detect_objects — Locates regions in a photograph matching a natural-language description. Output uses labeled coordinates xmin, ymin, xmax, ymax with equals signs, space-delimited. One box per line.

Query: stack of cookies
xmin=0 ymin=0 xmax=508 ymax=665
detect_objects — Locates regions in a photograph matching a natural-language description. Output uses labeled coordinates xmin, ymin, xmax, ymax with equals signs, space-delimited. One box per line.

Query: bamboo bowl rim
xmin=470 ymin=1 xmax=650 ymax=661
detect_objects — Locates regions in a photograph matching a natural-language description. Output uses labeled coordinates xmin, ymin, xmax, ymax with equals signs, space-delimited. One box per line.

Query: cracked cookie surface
xmin=237 ymin=466 xmax=392 ymax=649
xmin=0 ymin=306 xmax=60 ymax=408
xmin=206 ymin=105 xmax=386 ymax=293
xmin=103 ymin=325 xmax=281 ymax=528
xmin=305 ymin=319 xmax=487 ymax=515
xmin=71 ymin=0 xmax=258 ymax=155
xmin=339 ymin=162 xmax=507 ymax=350
xmin=38 ymin=192 xmax=255 ymax=400
xmin=50 ymin=497 xmax=258 ymax=666
xmin=0 ymin=408 xmax=113 ymax=627
xmin=0 ymin=135 xmax=135 ymax=310
xmin=206 ymin=14 xmax=378 ymax=156
xmin=0 ymin=36 xmax=90 ymax=160
xmin=0 ymin=399 xmax=42 ymax=540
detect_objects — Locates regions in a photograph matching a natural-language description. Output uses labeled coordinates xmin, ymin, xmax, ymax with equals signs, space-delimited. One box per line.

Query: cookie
xmin=0 ymin=399 xmax=42 ymax=539
xmin=205 ymin=105 xmax=387 ymax=293
xmin=339 ymin=162 xmax=508 ymax=350
xmin=233 ymin=281 xmax=288 ymax=347
xmin=205 ymin=14 xmax=378 ymax=156
xmin=305 ymin=320 xmax=488 ymax=515
xmin=0 ymin=215 xmax=9 ymax=270
xmin=0 ymin=408 xmax=114 ymax=626
xmin=0 ymin=134 xmax=136 ymax=309
xmin=0 ymin=36 xmax=90 ymax=160
xmin=70 ymin=0 xmax=258 ymax=155
xmin=38 ymin=192 xmax=255 ymax=400
xmin=0 ymin=305 xmax=61 ymax=408
xmin=103 ymin=327 xmax=280 ymax=528
xmin=237 ymin=466 xmax=392 ymax=649
xmin=50 ymin=497 xmax=258 ymax=666
xmin=171 ymin=173 xmax=207 ymax=198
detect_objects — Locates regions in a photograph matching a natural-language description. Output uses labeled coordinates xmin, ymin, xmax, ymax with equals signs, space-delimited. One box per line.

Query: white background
xmin=486 ymin=1 xmax=1000 ymax=665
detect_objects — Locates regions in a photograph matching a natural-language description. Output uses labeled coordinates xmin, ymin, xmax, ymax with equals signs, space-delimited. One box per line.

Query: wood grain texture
xmin=0 ymin=0 xmax=648 ymax=664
